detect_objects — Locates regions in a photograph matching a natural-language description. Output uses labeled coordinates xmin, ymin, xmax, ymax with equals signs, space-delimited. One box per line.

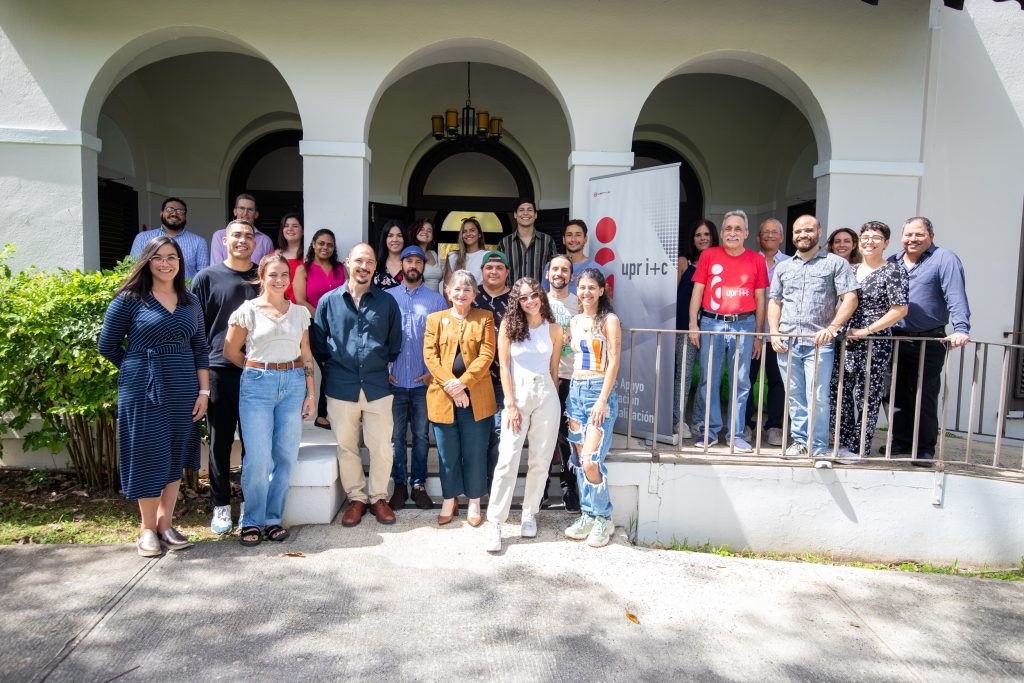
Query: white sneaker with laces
xmin=520 ymin=514 xmax=537 ymax=538
xmin=784 ymin=443 xmax=807 ymax=457
xmin=586 ymin=516 xmax=614 ymax=548
xmin=484 ymin=522 xmax=502 ymax=553
xmin=564 ymin=513 xmax=595 ymax=540
xmin=210 ymin=505 xmax=232 ymax=534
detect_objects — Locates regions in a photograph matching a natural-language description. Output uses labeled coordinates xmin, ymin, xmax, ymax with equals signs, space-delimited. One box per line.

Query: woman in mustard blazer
xmin=423 ymin=269 xmax=497 ymax=527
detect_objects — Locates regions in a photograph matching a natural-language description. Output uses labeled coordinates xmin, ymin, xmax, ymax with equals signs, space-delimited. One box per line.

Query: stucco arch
xmin=80 ymin=26 xmax=291 ymax=135
xmin=649 ymin=50 xmax=832 ymax=164
xmin=363 ymin=37 xmax=573 ymax=147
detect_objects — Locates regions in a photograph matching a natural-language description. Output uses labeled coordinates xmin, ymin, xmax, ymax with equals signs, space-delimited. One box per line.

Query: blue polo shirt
xmin=311 ymin=284 xmax=402 ymax=402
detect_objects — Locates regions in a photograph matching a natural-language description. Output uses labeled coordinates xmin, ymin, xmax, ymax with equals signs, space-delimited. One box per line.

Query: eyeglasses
xmin=518 ymin=291 xmax=542 ymax=303
xmin=163 ymin=207 xmax=186 ymax=216
xmin=859 ymin=235 xmax=886 ymax=242
xmin=235 ymin=206 xmax=257 ymax=214
xmin=150 ymin=255 xmax=180 ymax=265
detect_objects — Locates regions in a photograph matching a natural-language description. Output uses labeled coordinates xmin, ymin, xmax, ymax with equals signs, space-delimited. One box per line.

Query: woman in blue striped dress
xmin=99 ymin=236 xmax=210 ymax=557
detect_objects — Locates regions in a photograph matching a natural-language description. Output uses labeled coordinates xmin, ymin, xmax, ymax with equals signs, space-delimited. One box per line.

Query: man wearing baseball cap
xmin=473 ymin=250 xmax=513 ymax=485
xmin=386 ymin=245 xmax=447 ymax=510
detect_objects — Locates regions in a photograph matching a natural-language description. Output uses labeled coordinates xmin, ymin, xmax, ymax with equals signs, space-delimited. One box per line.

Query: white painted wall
xmin=609 ymin=459 xmax=1024 ymax=567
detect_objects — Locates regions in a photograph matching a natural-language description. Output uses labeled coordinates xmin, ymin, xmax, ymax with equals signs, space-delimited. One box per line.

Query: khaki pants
xmin=327 ymin=391 xmax=394 ymax=504
xmin=487 ymin=374 xmax=560 ymax=523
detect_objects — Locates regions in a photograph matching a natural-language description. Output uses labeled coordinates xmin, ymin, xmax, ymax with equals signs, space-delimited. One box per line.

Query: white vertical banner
xmin=588 ymin=164 xmax=679 ymax=440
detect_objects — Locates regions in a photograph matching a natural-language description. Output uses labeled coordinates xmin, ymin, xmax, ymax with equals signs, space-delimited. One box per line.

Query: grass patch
xmin=660 ymin=537 xmax=1024 ymax=582
xmin=0 ymin=469 xmax=231 ymax=545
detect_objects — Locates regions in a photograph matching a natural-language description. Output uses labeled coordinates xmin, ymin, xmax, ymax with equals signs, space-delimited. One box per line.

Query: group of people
xmin=108 ymin=196 xmax=621 ymax=556
xmin=676 ymin=211 xmax=970 ymax=465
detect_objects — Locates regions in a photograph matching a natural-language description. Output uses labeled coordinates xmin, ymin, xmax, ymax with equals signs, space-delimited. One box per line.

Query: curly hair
xmin=502 ymin=277 xmax=554 ymax=343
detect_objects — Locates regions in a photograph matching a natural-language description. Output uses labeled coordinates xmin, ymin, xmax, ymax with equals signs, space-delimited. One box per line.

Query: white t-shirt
xmin=447 ymin=249 xmax=486 ymax=286
xmin=228 ymin=300 xmax=311 ymax=363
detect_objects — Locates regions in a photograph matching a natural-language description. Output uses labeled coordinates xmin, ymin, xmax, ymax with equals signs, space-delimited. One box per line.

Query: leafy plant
xmin=0 ymin=246 xmax=130 ymax=491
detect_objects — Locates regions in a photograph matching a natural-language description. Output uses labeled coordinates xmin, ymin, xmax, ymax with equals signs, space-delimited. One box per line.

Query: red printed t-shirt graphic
xmin=692 ymin=246 xmax=769 ymax=315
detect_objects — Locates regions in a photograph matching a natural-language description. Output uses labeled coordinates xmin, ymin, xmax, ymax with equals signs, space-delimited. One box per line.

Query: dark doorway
xmin=785 ymin=200 xmax=817 ymax=254
xmin=228 ymin=129 xmax=303 ymax=245
xmin=97 ymin=179 xmax=139 ymax=269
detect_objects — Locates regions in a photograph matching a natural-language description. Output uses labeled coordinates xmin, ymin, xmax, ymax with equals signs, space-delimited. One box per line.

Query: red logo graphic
xmin=594 ymin=216 xmax=616 ymax=297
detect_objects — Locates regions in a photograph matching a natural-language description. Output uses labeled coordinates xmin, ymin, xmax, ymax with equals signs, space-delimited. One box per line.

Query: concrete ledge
xmin=607 ymin=454 xmax=1024 ymax=567
xmin=282 ymin=447 xmax=343 ymax=526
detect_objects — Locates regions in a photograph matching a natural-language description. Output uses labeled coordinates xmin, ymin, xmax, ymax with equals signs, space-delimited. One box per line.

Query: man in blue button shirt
xmin=312 ymin=242 xmax=403 ymax=527
xmin=385 ymin=246 xmax=446 ymax=511
xmin=130 ymin=197 xmax=209 ymax=280
xmin=887 ymin=216 xmax=970 ymax=463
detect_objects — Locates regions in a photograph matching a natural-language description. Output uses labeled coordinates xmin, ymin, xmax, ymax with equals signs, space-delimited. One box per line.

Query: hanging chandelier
xmin=431 ymin=62 xmax=503 ymax=143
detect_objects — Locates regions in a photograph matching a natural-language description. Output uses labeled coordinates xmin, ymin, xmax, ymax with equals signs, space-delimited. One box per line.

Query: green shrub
xmin=0 ymin=246 xmax=130 ymax=491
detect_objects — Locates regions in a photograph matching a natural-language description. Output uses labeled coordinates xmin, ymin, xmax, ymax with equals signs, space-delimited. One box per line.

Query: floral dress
xmin=830 ymin=262 xmax=909 ymax=454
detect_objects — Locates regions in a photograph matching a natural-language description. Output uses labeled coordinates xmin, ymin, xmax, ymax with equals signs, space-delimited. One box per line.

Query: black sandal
xmin=315 ymin=418 xmax=331 ymax=430
xmin=239 ymin=526 xmax=262 ymax=547
xmin=264 ymin=525 xmax=290 ymax=543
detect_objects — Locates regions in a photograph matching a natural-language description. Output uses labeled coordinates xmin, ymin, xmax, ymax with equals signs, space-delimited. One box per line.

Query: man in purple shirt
xmin=209 ymin=193 xmax=275 ymax=265
xmin=886 ymin=216 xmax=970 ymax=463
xmin=386 ymin=246 xmax=446 ymax=511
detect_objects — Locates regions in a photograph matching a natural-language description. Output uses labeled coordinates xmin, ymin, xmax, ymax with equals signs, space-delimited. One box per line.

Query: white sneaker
xmin=564 ymin=513 xmax=595 ymax=540
xmin=784 ymin=443 xmax=807 ymax=457
xmin=814 ymin=459 xmax=833 ymax=469
xmin=680 ymin=423 xmax=692 ymax=439
xmin=837 ymin=447 xmax=861 ymax=461
xmin=210 ymin=505 xmax=232 ymax=534
xmin=693 ymin=435 xmax=718 ymax=449
xmin=520 ymin=514 xmax=537 ymax=538
xmin=766 ymin=427 xmax=784 ymax=447
xmin=484 ymin=522 xmax=502 ymax=553
xmin=586 ymin=516 xmax=614 ymax=548
xmin=731 ymin=437 xmax=753 ymax=453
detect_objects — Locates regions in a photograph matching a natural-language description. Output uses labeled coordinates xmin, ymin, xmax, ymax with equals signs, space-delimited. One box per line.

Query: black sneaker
xmin=562 ymin=486 xmax=581 ymax=513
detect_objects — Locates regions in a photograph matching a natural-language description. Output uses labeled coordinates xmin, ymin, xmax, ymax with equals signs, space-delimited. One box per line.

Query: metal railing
xmin=621 ymin=328 xmax=1024 ymax=472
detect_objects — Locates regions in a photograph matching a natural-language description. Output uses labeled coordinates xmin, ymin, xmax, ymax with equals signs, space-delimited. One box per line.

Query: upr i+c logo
xmin=593 ymin=216 xmax=616 ymax=297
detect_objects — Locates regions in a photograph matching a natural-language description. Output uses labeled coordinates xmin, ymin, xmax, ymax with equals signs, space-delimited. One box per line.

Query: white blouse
xmin=228 ymin=300 xmax=310 ymax=363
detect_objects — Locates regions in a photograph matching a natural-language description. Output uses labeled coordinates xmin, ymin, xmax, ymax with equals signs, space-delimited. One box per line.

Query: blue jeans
xmin=390 ymin=385 xmax=429 ymax=486
xmin=694 ymin=316 xmax=755 ymax=442
xmin=776 ymin=341 xmax=834 ymax=454
xmin=566 ymin=377 xmax=617 ymax=519
xmin=673 ymin=336 xmax=699 ymax=428
xmin=433 ymin=406 xmax=491 ymax=499
xmin=238 ymin=367 xmax=305 ymax=529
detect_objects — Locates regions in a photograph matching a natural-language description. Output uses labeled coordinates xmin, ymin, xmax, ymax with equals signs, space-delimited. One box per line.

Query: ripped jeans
xmin=566 ymin=376 xmax=617 ymax=519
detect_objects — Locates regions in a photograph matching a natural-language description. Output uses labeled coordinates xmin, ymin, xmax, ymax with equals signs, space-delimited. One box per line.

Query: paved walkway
xmin=1 ymin=512 xmax=1021 ymax=682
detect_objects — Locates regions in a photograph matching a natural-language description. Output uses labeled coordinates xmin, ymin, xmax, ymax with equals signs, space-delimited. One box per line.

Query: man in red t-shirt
xmin=687 ymin=210 xmax=769 ymax=452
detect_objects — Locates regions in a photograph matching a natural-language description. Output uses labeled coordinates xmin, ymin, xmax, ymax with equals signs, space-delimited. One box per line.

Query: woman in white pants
xmin=484 ymin=277 xmax=563 ymax=552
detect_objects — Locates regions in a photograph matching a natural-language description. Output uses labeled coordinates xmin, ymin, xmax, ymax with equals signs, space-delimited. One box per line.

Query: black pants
xmin=208 ymin=366 xmax=244 ymax=507
xmin=746 ymin=344 xmax=784 ymax=429
xmin=891 ymin=327 xmax=947 ymax=454
xmin=548 ymin=378 xmax=576 ymax=493
xmin=314 ymin=355 xmax=329 ymax=420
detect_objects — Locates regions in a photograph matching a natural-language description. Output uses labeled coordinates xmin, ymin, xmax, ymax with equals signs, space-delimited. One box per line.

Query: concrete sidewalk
xmin=1 ymin=512 xmax=1021 ymax=682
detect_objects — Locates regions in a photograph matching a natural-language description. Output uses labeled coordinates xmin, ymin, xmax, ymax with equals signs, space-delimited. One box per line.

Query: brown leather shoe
xmin=411 ymin=485 xmax=433 ymax=510
xmin=437 ymin=498 xmax=460 ymax=526
xmin=341 ymin=500 xmax=367 ymax=527
xmin=370 ymin=499 xmax=396 ymax=524
xmin=388 ymin=484 xmax=408 ymax=512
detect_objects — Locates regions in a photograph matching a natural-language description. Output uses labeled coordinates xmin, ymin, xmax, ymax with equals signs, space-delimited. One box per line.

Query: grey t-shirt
xmin=769 ymin=250 xmax=859 ymax=338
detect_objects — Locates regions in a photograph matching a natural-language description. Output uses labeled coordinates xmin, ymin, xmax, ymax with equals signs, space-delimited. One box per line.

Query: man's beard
xmin=404 ymin=270 xmax=422 ymax=283
xmin=161 ymin=217 xmax=186 ymax=231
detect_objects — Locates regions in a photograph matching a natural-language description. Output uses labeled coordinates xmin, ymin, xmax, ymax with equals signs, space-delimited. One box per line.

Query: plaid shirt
xmin=498 ymin=230 xmax=557 ymax=285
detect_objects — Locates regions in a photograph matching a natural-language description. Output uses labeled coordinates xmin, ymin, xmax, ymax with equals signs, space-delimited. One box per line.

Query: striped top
xmin=570 ymin=315 xmax=609 ymax=373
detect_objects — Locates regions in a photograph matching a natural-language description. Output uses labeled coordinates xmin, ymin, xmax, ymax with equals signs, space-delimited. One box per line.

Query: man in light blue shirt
xmin=129 ymin=197 xmax=209 ymax=280
xmin=386 ymin=245 xmax=446 ymax=511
